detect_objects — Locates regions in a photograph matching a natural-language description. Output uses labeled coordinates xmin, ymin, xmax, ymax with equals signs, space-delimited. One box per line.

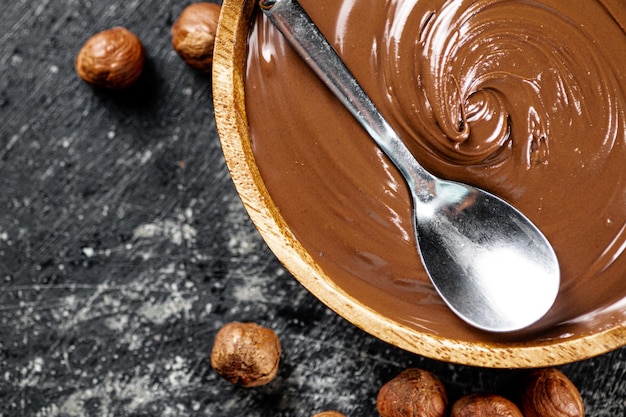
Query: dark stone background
xmin=0 ymin=0 xmax=623 ymax=416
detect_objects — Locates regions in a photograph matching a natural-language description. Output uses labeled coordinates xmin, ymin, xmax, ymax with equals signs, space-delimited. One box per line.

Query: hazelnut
xmin=171 ymin=2 xmax=221 ymax=72
xmin=311 ymin=412 xmax=346 ymax=417
xmin=75 ymin=27 xmax=145 ymax=89
xmin=210 ymin=321 xmax=281 ymax=387
xmin=450 ymin=394 xmax=523 ymax=417
xmin=377 ymin=368 xmax=448 ymax=417
xmin=520 ymin=368 xmax=584 ymax=417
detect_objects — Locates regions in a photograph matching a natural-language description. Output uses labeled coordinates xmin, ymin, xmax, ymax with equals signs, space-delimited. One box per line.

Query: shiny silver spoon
xmin=260 ymin=0 xmax=560 ymax=332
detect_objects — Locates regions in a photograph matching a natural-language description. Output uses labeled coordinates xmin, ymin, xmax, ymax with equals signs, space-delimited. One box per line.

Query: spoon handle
xmin=260 ymin=0 xmax=436 ymax=189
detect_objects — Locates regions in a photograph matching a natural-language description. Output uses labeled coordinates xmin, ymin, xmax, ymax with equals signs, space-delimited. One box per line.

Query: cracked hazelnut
xmin=75 ymin=27 xmax=145 ymax=89
xmin=171 ymin=2 xmax=221 ymax=72
xmin=210 ymin=321 xmax=281 ymax=387
xmin=451 ymin=394 xmax=523 ymax=417
xmin=312 ymin=412 xmax=346 ymax=417
xmin=377 ymin=368 xmax=448 ymax=417
xmin=520 ymin=368 xmax=584 ymax=417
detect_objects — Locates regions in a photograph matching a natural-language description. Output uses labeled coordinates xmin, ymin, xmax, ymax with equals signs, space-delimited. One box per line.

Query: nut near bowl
xmin=213 ymin=0 xmax=626 ymax=367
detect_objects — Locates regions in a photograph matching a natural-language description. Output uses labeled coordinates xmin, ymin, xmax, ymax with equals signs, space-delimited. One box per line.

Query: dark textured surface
xmin=0 ymin=1 xmax=624 ymax=416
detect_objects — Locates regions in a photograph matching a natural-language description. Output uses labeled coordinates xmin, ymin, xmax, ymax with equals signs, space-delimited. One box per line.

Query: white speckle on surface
xmin=121 ymin=332 xmax=144 ymax=351
xmin=11 ymin=54 xmax=22 ymax=66
xmin=227 ymin=232 xmax=256 ymax=256
xmin=49 ymin=64 xmax=59 ymax=74
xmin=6 ymin=134 xmax=20 ymax=151
xmin=182 ymin=87 xmax=193 ymax=96
xmin=32 ymin=357 xmax=43 ymax=373
xmin=104 ymin=314 xmax=129 ymax=332
xmin=107 ymin=130 xmax=116 ymax=139
xmin=232 ymin=281 xmax=267 ymax=304
xmin=159 ymin=262 xmax=178 ymax=276
xmin=166 ymin=356 xmax=192 ymax=389
xmin=18 ymin=357 xmax=44 ymax=388
xmin=35 ymin=403 xmax=60 ymax=417
xmin=138 ymin=295 xmax=192 ymax=325
xmin=34 ymin=0 xmax=51 ymax=16
xmin=224 ymin=197 xmax=262 ymax=257
xmin=140 ymin=149 xmax=152 ymax=165
xmin=82 ymin=247 xmax=95 ymax=258
xmin=136 ymin=250 xmax=152 ymax=260
xmin=133 ymin=219 xmax=197 ymax=246
xmin=137 ymin=272 xmax=194 ymax=325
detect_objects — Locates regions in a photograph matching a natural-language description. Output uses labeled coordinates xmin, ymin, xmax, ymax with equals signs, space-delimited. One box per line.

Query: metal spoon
xmin=259 ymin=0 xmax=560 ymax=332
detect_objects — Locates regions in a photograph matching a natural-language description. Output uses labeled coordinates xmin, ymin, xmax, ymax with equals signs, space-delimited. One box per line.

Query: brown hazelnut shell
xmin=520 ymin=368 xmax=584 ymax=417
xmin=377 ymin=368 xmax=448 ymax=417
xmin=451 ymin=393 xmax=524 ymax=417
xmin=210 ymin=321 xmax=281 ymax=387
xmin=75 ymin=27 xmax=145 ymax=89
xmin=171 ymin=2 xmax=221 ymax=72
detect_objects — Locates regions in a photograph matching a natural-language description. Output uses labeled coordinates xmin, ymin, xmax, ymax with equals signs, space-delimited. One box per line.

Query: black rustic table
xmin=0 ymin=1 xmax=624 ymax=416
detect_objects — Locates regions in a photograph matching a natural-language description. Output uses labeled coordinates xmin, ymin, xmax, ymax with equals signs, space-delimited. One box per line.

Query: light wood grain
xmin=212 ymin=0 xmax=626 ymax=368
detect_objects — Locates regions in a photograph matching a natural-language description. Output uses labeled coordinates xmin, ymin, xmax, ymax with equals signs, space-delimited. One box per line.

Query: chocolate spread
xmin=244 ymin=0 xmax=626 ymax=341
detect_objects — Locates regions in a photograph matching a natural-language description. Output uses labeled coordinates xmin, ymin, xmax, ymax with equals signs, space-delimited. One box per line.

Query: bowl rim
xmin=212 ymin=0 xmax=626 ymax=368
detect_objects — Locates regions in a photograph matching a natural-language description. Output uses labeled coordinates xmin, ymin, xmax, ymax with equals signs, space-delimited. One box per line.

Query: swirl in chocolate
xmin=245 ymin=0 xmax=626 ymax=340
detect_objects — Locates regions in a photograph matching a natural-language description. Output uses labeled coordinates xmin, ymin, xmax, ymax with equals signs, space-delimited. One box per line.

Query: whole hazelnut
xmin=312 ymin=412 xmax=347 ymax=417
xmin=75 ymin=27 xmax=145 ymax=89
xmin=520 ymin=368 xmax=584 ymax=417
xmin=171 ymin=2 xmax=221 ymax=72
xmin=377 ymin=368 xmax=448 ymax=417
xmin=210 ymin=321 xmax=281 ymax=387
xmin=450 ymin=394 xmax=523 ymax=417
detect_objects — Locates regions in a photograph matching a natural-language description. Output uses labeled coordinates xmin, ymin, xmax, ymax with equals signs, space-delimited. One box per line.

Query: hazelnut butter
xmin=244 ymin=0 xmax=626 ymax=341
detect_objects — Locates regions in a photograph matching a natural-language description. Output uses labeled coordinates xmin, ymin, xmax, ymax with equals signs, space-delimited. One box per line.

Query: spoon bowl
xmin=415 ymin=180 xmax=559 ymax=331
xmin=261 ymin=0 xmax=559 ymax=332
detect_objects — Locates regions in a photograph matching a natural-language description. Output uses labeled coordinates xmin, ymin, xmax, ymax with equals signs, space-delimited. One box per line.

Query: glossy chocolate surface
xmin=244 ymin=0 xmax=626 ymax=341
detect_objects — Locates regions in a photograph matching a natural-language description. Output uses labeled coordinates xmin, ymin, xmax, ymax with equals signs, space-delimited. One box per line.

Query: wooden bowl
xmin=213 ymin=0 xmax=626 ymax=368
